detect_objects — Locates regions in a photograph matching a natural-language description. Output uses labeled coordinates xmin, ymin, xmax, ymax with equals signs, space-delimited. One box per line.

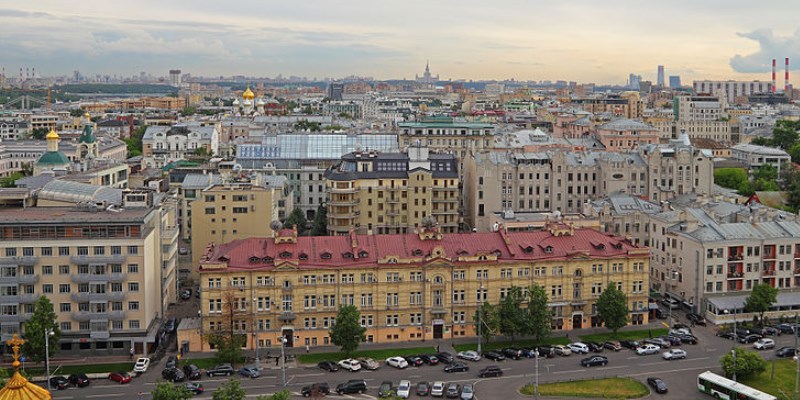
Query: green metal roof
xmin=36 ymin=151 xmax=70 ymax=166
xmin=78 ymin=124 xmax=97 ymax=144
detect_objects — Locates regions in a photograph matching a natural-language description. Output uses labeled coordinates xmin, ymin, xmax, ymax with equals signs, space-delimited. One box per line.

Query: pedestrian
xmin=305 ymin=344 xmax=309 ymax=353
xmin=130 ymin=348 xmax=135 ymax=360
xmin=275 ymin=356 xmax=279 ymax=366
xmin=648 ymin=329 xmax=652 ymax=338
xmin=138 ymin=391 xmax=144 ymax=400
xmin=436 ymin=344 xmax=439 ymax=353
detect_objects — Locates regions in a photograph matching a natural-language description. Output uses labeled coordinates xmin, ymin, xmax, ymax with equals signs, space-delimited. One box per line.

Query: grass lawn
xmin=453 ymin=337 xmax=570 ymax=352
xmin=741 ymin=359 xmax=795 ymax=398
xmin=579 ymin=328 xmax=669 ymax=343
xmin=297 ymin=346 xmax=438 ymax=364
xmin=521 ymin=377 xmax=650 ymax=399
xmin=181 ymin=357 xmax=218 ymax=369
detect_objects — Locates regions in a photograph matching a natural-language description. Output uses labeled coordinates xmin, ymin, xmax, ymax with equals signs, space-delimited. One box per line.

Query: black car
xmin=686 ymin=313 xmax=706 ymax=325
xmin=603 ymin=341 xmax=622 ymax=351
xmin=664 ymin=335 xmax=682 ymax=346
xmin=436 ymin=352 xmax=455 ymax=364
xmin=68 ymin=373 xmax=91 ymax=387
xmin=716 ymin=331 xmax=737 ymax=341
xmin=502 ymin=348 xmax=523 ymax=360
xmin=165 ymin=355 xmax=178 ymax=369
xmin=647 ymin=377 xmax=668 ymax=394
xmin=183 ymin=364 xmax=202 ymax=380
xmin=444 ymin=362 xmax=469 ymax=373
xmin=620 ymin=340 xmax=640 ymax=350
xmin=416 ymin=381 xmax=431 ymax=396
xmin=301 ymin=383 xmax=330 ymax=397
xmin=778 ymin=323 xmax=797 ymax=334
xmin=536 ymin=345 xmax=556 ymax=358
xmin=673 ymin=323 xmax=690 ymax=330
xmin=206 ymin=363 xmax=234 ymax=377
xmin=49 ymin=376 xmax=69 ymax=390
xmin=739 ymin=334 xmax=763 ymax=344
xmin=654 ymin=308 xmax=668 ymax=319
xmin=580 ymin=355 xmax=608 ymax=367
xmin=760 ymin=326 xmax=781 ymax=336
xmin=478 ymin=365 xmax=503 ymax=378
xmin=162 ymin=367 xmax=186 ymax=382
xmin=777 ymin=346 xmax=797 ymax=358
xmin=405 ymin=355 xmax=424 ymax=367
xmin=586 ymin=342 xmax=604 ymax=353
xmin=520 ymin=348 xmax=538 ymax=358
xmin=318 ymin=360 xmax=339 ymax=372
xmin=482 ymin=351 xmax=505 ymax=361
xmin=378 ymin=381 xmax=395 ymax=398
xmin=678 ymin=334 xmax=698 ymax=344
xmin=419 ymin=354 xmax=440 ymax=365
xmin=164 ymin=317 xmax=177 ymax=333
xmin=336 ymin=379 xmax=367 ymax=395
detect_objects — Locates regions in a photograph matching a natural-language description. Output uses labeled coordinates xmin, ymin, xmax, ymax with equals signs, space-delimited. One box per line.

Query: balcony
xmin=727 ymin=272 xmax=744 ymax=279
xmin=0 ymin=256 xmax=38 ymax=266
xmin=71 ymin=273 xmax=126 ymax=284
xmin=18 ymin=275 xmax=38 ymax=285
xmin=19 ymin=293 xmax=38 ymax=303
xmin=727 ymin=254 xmax=743 ymax=261
xmin=71 ymin=292 xmax=126 ymax=302
xmin=329 ymin=187 xmax=357 ymax=194
xmin=278 ymin=312 xmax=296 ymax=322
xmin=71 ymin=311 xmax=110 ymax=322
xmin=109 ymin=311 xmax=127 ymax=321
xmin=386 ymin=210 xmax=400 ymax=216
xmin=430 ymin=306 xmax=448 ymax=315
xmin=70 ymin=254 xmax=127 ymax=264
xmin=0 ymin=314 xmax=31 ymax=323
xmin=385 ymin=198 xmax=401 ymax=203
xmin=763 ymin=269 xmax=776 ymax=276
xmin=329 ymin=198 xmax=359 ymax=206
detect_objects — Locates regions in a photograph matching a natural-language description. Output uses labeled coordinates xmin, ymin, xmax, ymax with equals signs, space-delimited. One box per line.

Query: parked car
xmin=677 ymin=333 xmax=698 ymax=344
xmin=687 ymin=313 xmax=706 ymax=325
xmin=301 ymin=383 xmax=330 ymax=397
xmin=580 ymin=355 xmax=608 ymax=367
xmin=206 ymin=363 xmax=234 ymax=377
xmin=108 ymin=371 xmax=131 ymax=384
xmin=338 ymin=358 xmax=362 ymax=372
xmin=436 ymin=352 xmax=455 ymax=364
xmin=670 ymin=328 xmax=692 ymax=336
xmin=664 ymin=335 xmax=682 ymax=346
xmin=162 ymin=367 xmax=186 ymax=382
xmin=397 ymin=380 xmax=412 ymax=399
xmin=358 ymin=357 xmax=380 ymax=370
xmin=553 ymin=345 xmax=572 ymax=356
xmin=336 ymin=379 xmax=367 ymax=395
xmin=644 ymin=337 xmax=671 ymax=348
xmin=165 ymin=355 xmax=177 ymax=369
xmin=778 ymin=323 xmax=797 ymax=334
xmin=754 ymin=338 xmax=776 ymax=350
xmin=379 ymin=381 xmax=395 ymax=398
xmin=661 ymin=298 xmax=680 ymax=309
xmin=460 ymin=383 xmax=475 ymax=400
xmin=49 ymin=376 xmax=69 ymax=390
xmin=164 ymin=317 xmax=177 ymax=333
xmin=444 ymin=362 xmax=469 ymax=373
xmin=760 ymin=326 xmax=781 ymax=336
xmin=502 ymin=348 xmax=523 ymax=360
xmin=457 ymin=350 xmax=481 ymax=361
xmin=716 ymin=331 xmax=737 ymax=341
xmin=620 ymin=340 xmax=640 ymax=350
xmin=419 ymin=354 xmax=440 ymax=365
xmin=180 ymin=289 xmax=192 ymax=300
xmin=133 ymin=357 xmax=151 ymax=373
xmin=662 ymin=349 xmax=687 ymax=360
xmin=654 ymin=308 xmax=668 ymax=319
xmin=183 ymin=364 xmax=202 ymax=380
xmin=445 ymin=383 xmax=461 ymax=399
xmin=404 ymin=356 xmax=424 ymax=367
xmin=567 ymin=342 xmax=589 ymax=354
xmin=647 ymin=377 xmax=668 ymax=394
xmin=431 ymin=381 xmax=446 ymax=397
xmin=239 ymin=366 xmax=261 ymax=378
xmin=586 ymin=341 xmax=604 ymax=353
xmin=520 ymin=348 xmax=539 ymax=358
xmin=777 ymin=347 xmax=797 ymax=358
xmin=68 ymin=373 xmax=90 ymax=387
xmin=739 ymin=334 xmax=763 ymax=344
xmin=184 ymin=382 xmax=204 ymax=394
xmin=416 ymin=381 xmax=431 ymax=396
xmin=673 ymin=323 xmax=690 ymax=330
xmin=536 ymin=345 xmax=556 ymax=357
xmin=603 ymin=341 xmax=622 ymax=351
xmin=386 ymin=356 xmax=409 ymax=369
xmin=478 ymin=365 xmax=503 ymax=378
xmin=482 ymin=351 xmax=505 ymax=361
xmin=318 ymin=361 xmax=339 ymax=372
xmin=636 ymin=344 xmax=661 ymax=355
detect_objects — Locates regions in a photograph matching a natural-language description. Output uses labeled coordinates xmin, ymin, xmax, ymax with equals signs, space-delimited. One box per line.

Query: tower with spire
xmin=34 ymin=128 xmax=70 ymax=175
xmin=76 ymin=112 xmax=98 ymax=160
xmin=416 ymin=60 xmax=439 ymax=89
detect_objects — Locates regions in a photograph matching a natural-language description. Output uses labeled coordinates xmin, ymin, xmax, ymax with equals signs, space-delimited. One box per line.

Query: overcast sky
xmin=2 ymin=0 xmax=800 ymax=84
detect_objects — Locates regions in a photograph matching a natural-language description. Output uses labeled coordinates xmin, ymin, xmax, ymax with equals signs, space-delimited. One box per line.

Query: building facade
xmin=693 ymin=80 xmax=773 ymax=104
xmin=142 ymin=124 xmax=219 ymax=169
xmin=192 ymin=223 xmax=650 ymax=351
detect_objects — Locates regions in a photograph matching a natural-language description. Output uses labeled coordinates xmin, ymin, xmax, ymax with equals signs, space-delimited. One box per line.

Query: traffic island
xmin=520 ymin=377 xmax=649 ymax=399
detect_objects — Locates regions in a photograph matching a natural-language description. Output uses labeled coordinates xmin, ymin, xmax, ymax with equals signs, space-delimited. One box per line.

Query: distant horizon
xmin=2 ymin=1 xmax=800 ymax=85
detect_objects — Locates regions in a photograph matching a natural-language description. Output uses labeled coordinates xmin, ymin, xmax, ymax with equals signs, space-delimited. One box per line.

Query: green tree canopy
xmin=151 ymin=380 xmax=194 ymax=400
xmin=22 ymin=296 xmax=61 ymax=362
xmin=526 ymin=284 xmax=553 ymax=342
xmin=213 ymin=379 xmax=246 ymax=400
xmin=474 ymin=302 xmax=498 ymax=345
xmin=498 ymin=286 xmax=527 ymax=343
xmin=207 ymin=332 xmax=245 ymax=365
xmin=283 ymin=208 xmax=309 ymax=233
xmin=69 ymin=108 xmax=85 ymax=117
xmin=720 ymin=347 xmax=767 ymax=380
xmin=772 ymin=120 xmax=800 ymax=150
xmin=256 ymin=390 xmax=292 ymax=400
xmin=330 ymin=304 xmax=366 ymax=355
xmin=311 ymin=204 xmax=328 ymax=236
xmin=714 ymin=168 xmax=749 ymax=191
xmin=744 ymin=283 xmax=778 ymax=326
xmin=596 ymin=283 xmax=629 ymax=334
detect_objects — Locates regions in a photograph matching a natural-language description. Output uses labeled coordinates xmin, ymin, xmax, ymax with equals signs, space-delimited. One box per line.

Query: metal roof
xmin=38 ymin=180 xmax=123 ymax=205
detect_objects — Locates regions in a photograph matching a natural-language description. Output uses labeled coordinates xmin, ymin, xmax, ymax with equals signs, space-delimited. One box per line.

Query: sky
xmin=2 ymin=0 xmax=800 ymax=85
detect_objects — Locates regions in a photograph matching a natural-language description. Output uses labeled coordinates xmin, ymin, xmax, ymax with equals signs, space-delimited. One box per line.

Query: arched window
xmin=299 ymin=253 xmax=308 ymax=261
xmin=358 ymin=251 xmax=369 ymax=258
xmin=279 ymin=251 xmax=292 ymax=259
xmin=321 ymin=252 xmax=332 ymax=260
xmin=262 ymin=256 xmax=273 ymax=263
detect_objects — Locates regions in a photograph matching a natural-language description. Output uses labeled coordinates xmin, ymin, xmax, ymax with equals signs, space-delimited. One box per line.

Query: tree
xmin=256 ymin=390 xmax=292 ymax=400
xmin=311 ymin=204 xmax=328 ymax=236
xmin=329 ymin=304 xmax=366 ymax=356
xmin=498 ymin=286 xmax=527 ymax=344
xmin=205 ymin=289 xmax=248 ymax=364
xmin=596 ymin=283 xmax=629 ymax=334
xmin=526 ymin=284 xmax=552 ymax=342
xmin=720 ymin=347 xmax=767 ymax=379
xmin=213 ymin=379 xmax=246 ymax=400
xmin=744 ymin=283 xmax=778 ymax=326
xmin=22 ymin=296 xmax=60 ymax=362
xmin=69 ymin=108 xmax=85 ymax=117
xmin=771 ymin=120 xmax=800 ymax=150
xmin=751 ymin=137 xmax=772 ymax=146
xmin=789 ymin=142 xmax=800 ymax=164
xmin=283 ymin=208 xmax=308 ymax=233
xmin=193 ymin=147 xmax=212 ymax=157
xmin=28 ymin=128 xmax=49 ymax=140
xmin=0 ymin=172 xmax=23 ymax=188
xmin=151 ymin=380 xmax=194 ymax=400
xmin=714 ymin=168 xmax=749 ymax=192
xmin=180 ymin=106 xmax=197 ymax=116
xmin=473 ymin=302 xmax=498 ymax=345
xmin=751 ymin=164 xmax=780 ymax=192
xmin=124 ymin=125 xmax=147 ymax=157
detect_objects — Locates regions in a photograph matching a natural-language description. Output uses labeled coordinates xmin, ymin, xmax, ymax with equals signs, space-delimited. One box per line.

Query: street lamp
xmin=253 ymin=297 xmax=260 ymax=372
xmin=279 ymin=336 xmax=287 ymax=387
xmin=724 ymin=308 xmax=738 ymax=382
xmin=477 ymin=283 xmax=484 ymax=354
xmin=45 ymin=328 xmax=54 ymax=391
xmin=534 ymin=350 xmax=540 ymax=400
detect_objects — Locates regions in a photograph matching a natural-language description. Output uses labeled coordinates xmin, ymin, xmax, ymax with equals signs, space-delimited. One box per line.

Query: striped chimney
xmin=772 ymin=59 xmax=777 ymax=93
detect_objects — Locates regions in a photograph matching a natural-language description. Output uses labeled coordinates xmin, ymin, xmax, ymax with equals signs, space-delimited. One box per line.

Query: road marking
xmin=87 ymin=394 xmax=125 ymax=398
xmin=294 ymin=372 xmax=324 ymax=377
xmin=707 ymin=348 xmax=717 ymax=352
xmin=409 ymin=374 xmax=422 ymax=378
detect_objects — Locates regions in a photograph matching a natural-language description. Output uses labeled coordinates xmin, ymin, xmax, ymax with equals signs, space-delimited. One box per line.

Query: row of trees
xmin=281 ymin=206 xmax=327 ymax=237
xmin=152 ymin=379 xmax=291 ymax=400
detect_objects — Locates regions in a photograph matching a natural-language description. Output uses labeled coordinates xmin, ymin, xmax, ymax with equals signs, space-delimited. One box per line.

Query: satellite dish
xmin=233 ymin=164 xmax=243 ymax=172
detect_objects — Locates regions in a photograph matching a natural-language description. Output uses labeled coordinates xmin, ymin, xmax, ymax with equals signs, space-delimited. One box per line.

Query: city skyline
xmin=1 ymin=1 xmax=800 ymax=84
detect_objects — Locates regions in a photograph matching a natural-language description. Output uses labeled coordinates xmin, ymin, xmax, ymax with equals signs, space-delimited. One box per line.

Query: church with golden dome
xmin=232 ymin=85 xmax=270 ymax=116
xmin=0 ymin=335 xmax=52 ymax=400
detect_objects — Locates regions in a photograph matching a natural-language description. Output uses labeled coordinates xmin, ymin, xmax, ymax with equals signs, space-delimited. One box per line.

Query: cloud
xmin=730 ymin=29 xmax=800 ymax=73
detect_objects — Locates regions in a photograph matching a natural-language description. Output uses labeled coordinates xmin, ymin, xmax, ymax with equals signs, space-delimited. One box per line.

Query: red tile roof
xmin=200 ymin=227 xmax=648 ymax=272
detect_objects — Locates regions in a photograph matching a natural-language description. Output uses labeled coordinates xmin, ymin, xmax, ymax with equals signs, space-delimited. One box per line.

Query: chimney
xmin=786 ymin=58 xmax=790 ymax=92
xmin=772 ymin=59 xmax=777 ymax=93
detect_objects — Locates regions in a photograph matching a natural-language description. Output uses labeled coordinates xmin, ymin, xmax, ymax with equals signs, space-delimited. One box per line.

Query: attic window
xmin=358 ymin=251 xmax=369 ymax=258
xmin=457 ymin=249 xmax=469 ymax=256
xmin=321 ymin=252 xmax=332 ymax=260
xmin=299 ymin=253 xmax=308 ymax=261
xmin=279 ymin=251 xmax=292 ymax=259
xmin=412 ymin=249 xmax=424 ymax=256
xmin=343 ymin=252 xmax=354 ymax=259
xmin=262 ymin=256 xmax=273 ymax=263
xmin=523 ymin=246 xmax=534 ymax=254
xmin=544 ymin=246 xmax=553 ymax=254
xmin=612 ymin=242 xmax=623 ymax=250
xmin=249 ymin=256 xmax=260 ymax=263
xmin=218 ymin=256 xmax=229 ymax=262
xmin=387 ymin=258 xmax=397 ymax=264
xmin=593 ymin=243 xmax=605 ymax=250
xmin=492 ymin=250 xmax=502 ymax=257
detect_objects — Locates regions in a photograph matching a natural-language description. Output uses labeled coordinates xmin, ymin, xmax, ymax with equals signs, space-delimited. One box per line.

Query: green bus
xmin=697 ymin=371 xmax=776 ymax=400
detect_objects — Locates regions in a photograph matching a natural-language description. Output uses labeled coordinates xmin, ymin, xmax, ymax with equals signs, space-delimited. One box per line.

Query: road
xmin=49 ymin=319 xmax=795 ymax=400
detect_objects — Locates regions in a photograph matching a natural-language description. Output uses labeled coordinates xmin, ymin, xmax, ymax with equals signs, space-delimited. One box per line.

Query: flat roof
xmin=0 ymin=206 xmax=153 ymax=224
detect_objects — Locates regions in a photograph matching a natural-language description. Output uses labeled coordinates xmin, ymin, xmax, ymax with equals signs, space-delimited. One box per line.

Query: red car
xmin=108 ymin=371 xmax=131 ymax=384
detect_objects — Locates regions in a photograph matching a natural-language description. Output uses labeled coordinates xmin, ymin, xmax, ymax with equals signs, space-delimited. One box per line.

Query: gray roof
xmin=38 ymin=180 xmax=123 ymax=205
xmin=607 ymin=195 xmax=660 ymax=215
xmin=732 ymin=143 xmax=790 ymax=157
xmin=237 ymin=134 xmax=398 ymax=161
xmin=708 ymin=291 xmax=800 ymax=311
xmin=597 ymin=118 xmax=657 ymax=131
xmin=182 ymin=173 xmax=223 ymax=189
xmin=143 ymin=125 xmax=217 ymax=141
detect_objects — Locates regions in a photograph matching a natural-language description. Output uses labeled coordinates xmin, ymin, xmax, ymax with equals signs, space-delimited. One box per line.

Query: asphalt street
xmin=49 ymin=318 xmax=797 ymax=400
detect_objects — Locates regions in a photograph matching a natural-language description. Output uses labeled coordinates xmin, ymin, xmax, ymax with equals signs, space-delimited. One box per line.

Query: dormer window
xmin=358 ymin=251 xmax=369 ymax=258
xmin=523 ymin=246 xmax=534 ymax=254
xmin=299 ymin=253 xmax=308 ymax=261
xmin=457 ymin=249 xmax=468 ymax=256
xmin=262 ymin=256 xmax=273 ymax=263
xmin=321 ymin=252 xmax=332 ymax=260
xmin=343 ymin=252 xmax=354 ymax=259
xmin=249 ymin=256 xmax=260 ymax=263
xmin=544 ymin=246 xmax=553 ymax=254
xmin=218 ymin=256 xmax=229 ymax=262
xmin=612 ymin=242 xmax=623 ymax=250
xmin=492 ymin=250 xmax=502 ymax=257
xmin=279 ymin=251 xmax=292 ymax=259
xmin=412 ymin=249 xmax=424 ymax=256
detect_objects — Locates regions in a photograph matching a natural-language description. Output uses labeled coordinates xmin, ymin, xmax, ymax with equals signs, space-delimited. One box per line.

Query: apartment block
xmin=142 ymin=124 xmax=219 ymax=169
xmin=397 ymin=118 xmax=495 ymax=161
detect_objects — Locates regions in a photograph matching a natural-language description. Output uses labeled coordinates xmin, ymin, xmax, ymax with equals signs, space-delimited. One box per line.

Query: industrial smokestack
xmin=772 ymin=59 xmax=777 ymax=93
xmin=786 ymin=58 xmax=790 ymax=92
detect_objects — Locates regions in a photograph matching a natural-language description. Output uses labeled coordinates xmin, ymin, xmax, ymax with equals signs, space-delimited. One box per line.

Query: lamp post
xmin=45 ymin=328 xmax=54 ymax=391
xmin=477 ymin=283 xmax=483 ymax=354
xmin=253 ymin=297 xmax=260 ymax=372
xmin=280 ymin=336 xmax=287 ymax=388
xmin=724 ymin=308 xmax=737 ymax=382
xmin=534 ymin=350 xmax=540 ymax=400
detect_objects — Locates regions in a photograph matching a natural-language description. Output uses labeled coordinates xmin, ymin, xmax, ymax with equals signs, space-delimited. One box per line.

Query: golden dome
xmin=46 ymin=129 xmax=59 ymax=140
xmin=0 ymin=335 xmax=52 ymax=400
xmin=242 ymin=86 xmax=255 ymax=100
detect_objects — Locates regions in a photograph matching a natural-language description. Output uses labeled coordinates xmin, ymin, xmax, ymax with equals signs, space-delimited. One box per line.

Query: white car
xmin=662 ymin=348 xmax=687 ymax=360
xmin=669 ymin=328 xmax=691 ymax=336
xmin=397 ymin=380 xmax=411 ymax=399
xmin=386 ymin=356 xmax=409 ymax=369
xmin=457 ymin=350 xmax=481 ymax=361
xmin=553 ymin=345 xmax=572 ymax=356
xmin=636 ymin=344 xmax=661 ymax=355
xmin=338 ymin=358 xmax=362 ymax=372
xmin=431 ymin=381 xmax=445 ymax=397
xmin=357 ymin=357 xmax=380 ymax=370
xmin=754 ymin=338 xmax=776 ymax=350
xmin=133 ymin=357 xmax=150 ymax=373
xmin=567 ymin=342 xmax=589 ymax=354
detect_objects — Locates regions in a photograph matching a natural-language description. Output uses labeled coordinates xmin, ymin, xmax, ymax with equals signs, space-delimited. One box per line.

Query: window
xmin=42 ymin=265 xmax=53 ymax=275
xmin=43 ymin=284 xmax=53 ymax=294
xmin=128 ymin=246 xmax=138 ymax=255
xmin=59 ymin=265 xmax=70 ymax=275
xmin=127 ymin=264 xmax=139 ymax=274
xmin=59 ymin=284 xmax=70 ymax=293
xmin=60 ymin=322 xmax=72 ymax=331
xmin=58 ymin=247 xmax=70 ymax=256
xmin=60 ymin=303 xmax=71 ymax=312
xmin=204 ymin=207 xmax=216 ymax=215
xmin=129 ymin=320 xmax=140 ymax=329
xmin=93 ymin=246 xmax=105 ymax=255
xmin=128 ymin=282 xmax=139 ymax=292
xmin=128 ymin=301 xmax=139 ymax=311
xmin=77 ymin=247 xmax=88 ymax=256
xmin=41 ymin=247 xmax=52 ymax=256
xmin=4 ymin=248 xmax=16 ymax=257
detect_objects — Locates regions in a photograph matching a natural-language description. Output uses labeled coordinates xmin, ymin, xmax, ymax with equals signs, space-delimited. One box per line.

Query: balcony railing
xmin=763 ymin=269 xmax=776 ymax=276
xmin=71 ymin=311 xmax=110 ymax=322
xmin=0 ymin=256 xmax=38 ymax=266
xmin=727 ymin=272 xmax=744 ymax=278
xmin=71 ymin=273 xmax=126 ymax=284
xmin=70 ymin=254 xmax=127 ymax=264
xmin=70 ymin=292 xmax=126 ymax=302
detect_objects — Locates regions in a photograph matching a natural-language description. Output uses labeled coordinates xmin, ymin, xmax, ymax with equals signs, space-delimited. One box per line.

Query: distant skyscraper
xmin=669 ymin=76 xmax=682 ymax=89
xmin=169 ymin=69 xmax=182 ymax=86
xmin=657 ymin=65 xmax=665 ymax=87
xmin=627 ymin=73 xmax=642 ymax=90
xmin=415 ymin=60 xmax=439 ymax=89
xmin=327 ymin=82 xmax=344 ymax=101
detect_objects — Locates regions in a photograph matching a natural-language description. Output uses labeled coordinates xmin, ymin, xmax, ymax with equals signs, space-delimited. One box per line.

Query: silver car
xmin=460 ymin=383 xmax=474 ymax=400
